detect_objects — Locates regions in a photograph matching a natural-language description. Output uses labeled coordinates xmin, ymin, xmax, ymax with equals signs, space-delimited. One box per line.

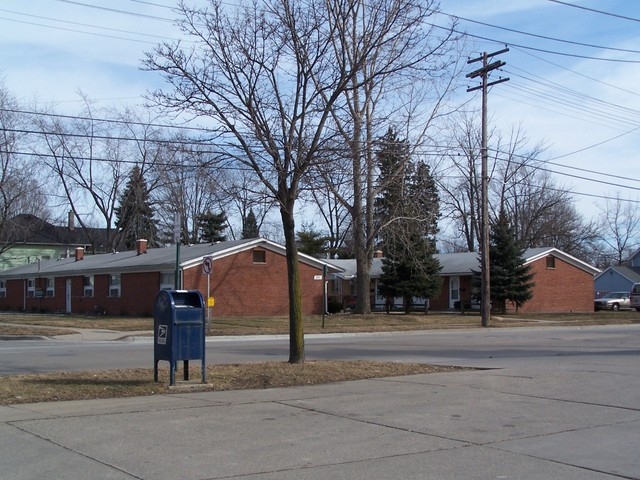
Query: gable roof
xmin=0 ymin=238 xmax=341 ymax=280
xmin=523 ymin=247 xmax=600 ymax=275
xmin=594 ymin=265 xmax=640 ymax=284
xmin=4 ymin=213 xmax=120 ymax=253
xmin=326 ymin=247 xmax=599 ymax=279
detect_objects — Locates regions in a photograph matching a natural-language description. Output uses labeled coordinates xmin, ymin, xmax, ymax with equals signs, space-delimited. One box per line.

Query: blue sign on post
xmin=153 ymin=289 xmax=206 ymax=386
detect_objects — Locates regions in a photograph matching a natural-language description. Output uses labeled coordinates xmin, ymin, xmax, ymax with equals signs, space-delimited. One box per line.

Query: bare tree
xmin=596 ymin=195 xmax=640 ymax=266
xmin=219 ymin=168 xmax=277 ymax=241
xmin=0 ymin=85 xmax=51 ymax=253
xmin=152 ymin=139 xmax=224 ymax=244
xmin=310 ymin=0 xmax=461 ymax=314
xmin=437 ymin=113 xmax=482 ymax=252
xmin=32 ymin=97 xmax=128 ymax=252
xmin=302 ymin=146 xmax=353 ymax=257
xmin=145 ymin=0 xmax=382 ymax=362
xmin=439 ymin=117 xmax=598 ymax=261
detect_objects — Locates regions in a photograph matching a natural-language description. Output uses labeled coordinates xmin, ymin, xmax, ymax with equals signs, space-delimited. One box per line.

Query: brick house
xmin=0 ymin=238 xmax=339 ymax=317
xmin=326 ymin=247 xmax=600 ymax=313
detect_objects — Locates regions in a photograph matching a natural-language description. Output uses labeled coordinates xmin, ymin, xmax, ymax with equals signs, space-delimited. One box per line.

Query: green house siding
xmin=0 ymin=245 xmax=68 ymax=271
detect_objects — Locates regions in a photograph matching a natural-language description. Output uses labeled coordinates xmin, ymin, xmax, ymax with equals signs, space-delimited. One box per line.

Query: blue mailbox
xmin=153 ymin=289 xmax=206 ymax=385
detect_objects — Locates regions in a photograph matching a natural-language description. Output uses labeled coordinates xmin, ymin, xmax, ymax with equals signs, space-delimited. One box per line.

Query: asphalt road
xmin=1 ymin=324 xmax=638 ymax=375
xmin=2 ymin=324 xmax=640 ymax=479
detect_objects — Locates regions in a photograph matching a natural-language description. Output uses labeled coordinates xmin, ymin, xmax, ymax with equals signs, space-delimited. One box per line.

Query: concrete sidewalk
xmin=1 ymin=361 xmax=638 ymax=479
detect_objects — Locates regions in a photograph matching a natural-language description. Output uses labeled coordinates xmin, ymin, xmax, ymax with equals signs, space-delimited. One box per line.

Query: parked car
xmin=631 ymin=283 xmax=640 ymax=312
xmin=594 ymin=292 xmax=631 ymax=311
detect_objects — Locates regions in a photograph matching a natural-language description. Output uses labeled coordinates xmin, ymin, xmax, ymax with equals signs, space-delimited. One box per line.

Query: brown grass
xmin=0 ymin=362 xmax=467 ymax=406
xmin=2 ymin=310 xmax=638 ymax=337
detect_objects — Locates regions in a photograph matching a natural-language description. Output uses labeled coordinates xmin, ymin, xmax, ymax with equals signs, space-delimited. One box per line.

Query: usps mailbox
xmin=153 ymin=289 xmax=206 ymax=386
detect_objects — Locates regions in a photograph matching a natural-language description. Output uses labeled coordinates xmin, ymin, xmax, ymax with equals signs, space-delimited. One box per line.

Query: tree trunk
xmin=281 ymin=205 xmax=304 ymax=363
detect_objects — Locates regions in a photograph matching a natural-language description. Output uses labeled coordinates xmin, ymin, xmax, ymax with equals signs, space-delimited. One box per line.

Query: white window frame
xmin=108 ymin=274 xmax=121 ymax=297
xmin=160 ymin=272 xmax=174 ymax=290
xmin=83 ymin=275 xmax=94 ymax=297
xmin=27 ymin=278 xmax=35 ymax=298
xmin=45 ymin=277 xmax=55 ymax=297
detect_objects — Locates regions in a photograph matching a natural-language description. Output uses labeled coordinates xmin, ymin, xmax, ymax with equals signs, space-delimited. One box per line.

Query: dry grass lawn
xmin=0 ymin=362 xmax=467 ymax=406
xmin=2 ymin=309 xmax=639 ymax=337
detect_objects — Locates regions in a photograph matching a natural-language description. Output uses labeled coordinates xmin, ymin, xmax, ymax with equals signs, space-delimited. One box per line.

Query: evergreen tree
xmin=114 ymin=166 xmax=157 ymax=249
xmin=296 ymin=226 xmax=331 ymax=258
xmin=375 ymin=128 xmax=442 ymax=313
xmin=488 ymin=211 xmax=535 ymax=313
xmin=242 ymin=208 xmax=260 ymax=239
xmin=197 ymin=211 xmax=227 ymax=243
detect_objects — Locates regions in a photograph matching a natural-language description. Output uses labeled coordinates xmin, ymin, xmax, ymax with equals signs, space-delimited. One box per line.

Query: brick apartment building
xmin=0 ymin=238 xmax=339 ymax=317
xmin=327 ymin=248 xmax=600 ymax=314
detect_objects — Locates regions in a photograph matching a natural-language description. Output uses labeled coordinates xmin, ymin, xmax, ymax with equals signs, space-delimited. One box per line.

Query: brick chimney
xmin=136 ymin=239 xmax=148 ymax=255
xmin=75 ymin=247 xmax=84 ymax=261
xmin=68 ymin=211 xmax=75 ymax=231
xmin=373 ymin=249 xmax=384 ymax=258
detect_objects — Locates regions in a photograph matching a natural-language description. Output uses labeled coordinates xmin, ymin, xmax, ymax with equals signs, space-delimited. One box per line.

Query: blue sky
xmin=0 ymin=0 xmax=639 ymax=222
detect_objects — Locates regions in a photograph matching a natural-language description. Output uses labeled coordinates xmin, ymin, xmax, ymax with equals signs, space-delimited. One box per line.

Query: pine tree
xmin=375 ymin=128 xmax=442 ymax=313
xmin=489 ymin=211 xmax=535 ymax=313
xmin=114 ymin=166 xmax=157 ymax=249
xmin=296 ymin=226 xmax=331 ymax=258
xmin=197 ymin=211 xmax=227 ymax=243
xmin=242 ymin=208 xmax=260 ymax=239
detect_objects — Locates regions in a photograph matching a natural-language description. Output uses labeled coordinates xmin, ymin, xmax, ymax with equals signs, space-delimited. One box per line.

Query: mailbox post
xmin=153 ymin=289 xmax=206 ymax=386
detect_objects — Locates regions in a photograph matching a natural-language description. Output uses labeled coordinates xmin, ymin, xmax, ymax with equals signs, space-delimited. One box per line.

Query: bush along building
xmin=0 ymin=238 xmax=339 ymax=317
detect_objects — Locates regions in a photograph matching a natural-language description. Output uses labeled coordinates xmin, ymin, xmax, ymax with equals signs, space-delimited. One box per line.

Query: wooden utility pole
xmin=466 ymin=48 xmax=509 ymax=328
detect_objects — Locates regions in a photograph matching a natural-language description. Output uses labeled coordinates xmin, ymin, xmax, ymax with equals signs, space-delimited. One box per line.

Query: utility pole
xmin=466 ymin=47 xmax=509 ymax=328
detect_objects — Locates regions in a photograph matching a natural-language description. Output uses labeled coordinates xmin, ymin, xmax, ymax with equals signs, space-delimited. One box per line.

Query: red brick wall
xmin=0 ymin=249 xmax=324 ymax=317
xmin=405 ymin=256 xmax=594 ymax=314
xmin=1 ymin=273 xmax=163 ymax=316
xmin=514 ymin=256 xmax=594 ymax=313
xmin=184 ymin=248 xmax=325 ymax=316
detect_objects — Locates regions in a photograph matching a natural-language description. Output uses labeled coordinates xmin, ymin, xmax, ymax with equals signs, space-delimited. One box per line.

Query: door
xmin=449 ymin=276 xmax=460 ymax=309
xmin=65 ymin=279 xmax=72 ymax=314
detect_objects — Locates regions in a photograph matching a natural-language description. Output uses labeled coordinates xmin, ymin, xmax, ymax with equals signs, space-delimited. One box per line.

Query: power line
xmin=445 ymin=12 xmax=640 ymax=55
xmin=0 ymin=107 xmax=214 ymax=134
xmin=512 ymin=46 xmax=640 ymax=99
xmin=0 ymin=8 xmax=178 ymax=41
xmin=54 ymin=0 xmax=175 ymax=23
xmin=429 ymin=22 xmax=640 ymax=63
xmin=0 ymin=15 xmax=159 ymax=45
xmin=548 ymin=0 xmax=640 ymax=23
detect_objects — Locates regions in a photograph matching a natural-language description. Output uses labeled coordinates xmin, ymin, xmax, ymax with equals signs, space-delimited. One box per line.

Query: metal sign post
xmin=203 ymin=256 xmax=213 ymax=331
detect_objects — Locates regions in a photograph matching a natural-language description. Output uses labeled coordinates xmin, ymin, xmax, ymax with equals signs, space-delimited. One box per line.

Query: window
xmin=45 ymin=278 xmax=55 ymax=297
xmin=160 ymin=272 xmax=174 ymax=290
xmin=252 ymin=250 xmax=266 ymax=264
xmin=83 ymin=276 xmax=94 ymax=297
xmin=546 ymin=256 xmax=556 ymax=269
xmin=108 ymin=274 xmax=121 ymax=297
xmin=27 ymin=278 xmax=35 ymax=298
xmin=0 ymin=280 xmax=6 ymax=298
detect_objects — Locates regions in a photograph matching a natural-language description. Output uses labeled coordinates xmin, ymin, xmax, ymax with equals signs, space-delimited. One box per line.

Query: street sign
xmin=203 ymin=256 xmax=213 ymax=274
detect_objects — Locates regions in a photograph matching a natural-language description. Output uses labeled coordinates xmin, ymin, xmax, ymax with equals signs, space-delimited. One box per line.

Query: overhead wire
xmin=0 ymin=1 xmax=638 ymax=205
xmin=442 ymin=11 xmax=640 ymax=55
xmin=547 ymin=0 xmax=640 ymax=23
